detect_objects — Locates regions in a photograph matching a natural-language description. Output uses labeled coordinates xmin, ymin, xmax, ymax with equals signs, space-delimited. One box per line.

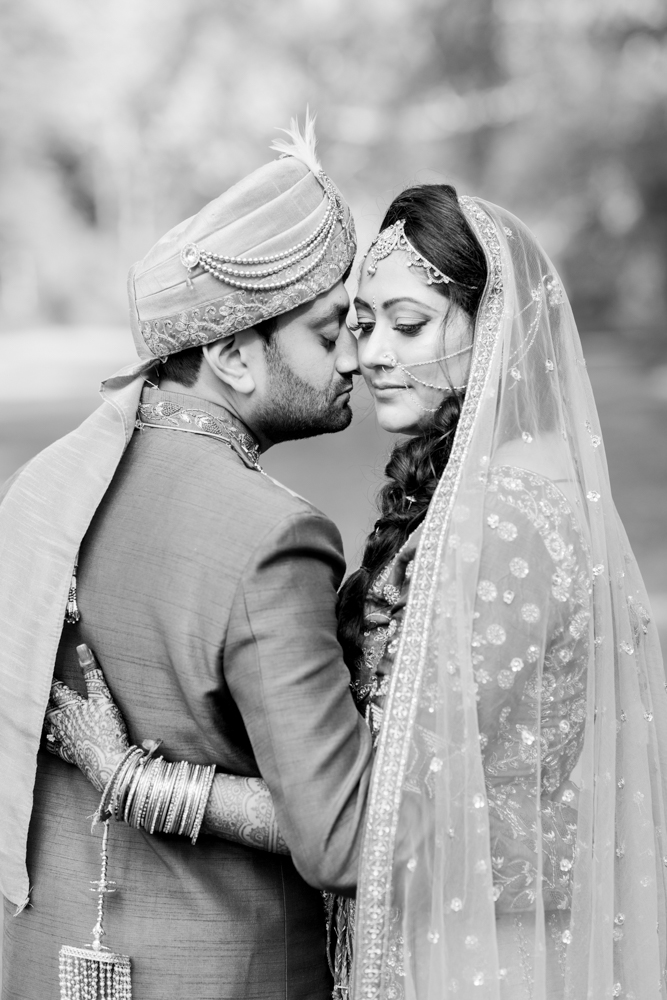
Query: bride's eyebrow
xmin=354 ymin=295 xmax=437 ymax=312
xmin=381 ymin=296 xmax=436 ymax=310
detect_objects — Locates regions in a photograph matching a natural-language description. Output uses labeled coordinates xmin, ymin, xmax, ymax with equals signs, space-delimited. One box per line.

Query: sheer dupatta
xmin=352 ymin=198 xmax=667 ymax=999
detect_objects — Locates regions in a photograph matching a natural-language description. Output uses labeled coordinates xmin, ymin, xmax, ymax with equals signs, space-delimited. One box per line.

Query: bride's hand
xmin=43 ymin=644 xmax=131 ymax=792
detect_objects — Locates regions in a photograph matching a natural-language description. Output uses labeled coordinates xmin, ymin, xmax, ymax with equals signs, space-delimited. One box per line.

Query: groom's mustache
xmin=331 ymin=378 xmax=354 ymax=398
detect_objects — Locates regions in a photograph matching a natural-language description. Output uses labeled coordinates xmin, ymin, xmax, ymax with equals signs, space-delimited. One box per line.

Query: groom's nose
xmin=335 ymin=324 xmax=360 ymax=377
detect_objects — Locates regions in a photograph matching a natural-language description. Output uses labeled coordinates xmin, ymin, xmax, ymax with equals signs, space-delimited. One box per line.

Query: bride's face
xmin=354 ymin=251 xmax=473 ymax=435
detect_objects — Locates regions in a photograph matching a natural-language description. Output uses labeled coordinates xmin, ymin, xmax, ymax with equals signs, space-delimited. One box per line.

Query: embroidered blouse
xmin=351 ymin=466 xmax=592 ymax=913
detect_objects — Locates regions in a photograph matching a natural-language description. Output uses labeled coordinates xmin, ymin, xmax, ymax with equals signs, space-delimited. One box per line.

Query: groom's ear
xmin=202 ymin=330 xmax=267 ymax=396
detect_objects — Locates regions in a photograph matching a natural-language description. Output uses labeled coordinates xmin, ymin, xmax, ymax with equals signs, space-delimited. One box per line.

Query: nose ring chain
xmin=408 ymin=344 xmax=472 ymax=367
xmin=379 ymin=345 xmax=471 ymax=391
xmin=403 ymin=369 xmax=467 ymax=391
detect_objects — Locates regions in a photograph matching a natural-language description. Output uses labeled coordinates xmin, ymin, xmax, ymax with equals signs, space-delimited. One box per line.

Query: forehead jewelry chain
xmin=366 ymin=219 xmax=457 ymax=285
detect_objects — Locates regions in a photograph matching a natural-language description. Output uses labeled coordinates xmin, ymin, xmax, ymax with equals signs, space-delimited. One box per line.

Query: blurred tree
xmin=0 ymin=0 xmax=665 ymax=347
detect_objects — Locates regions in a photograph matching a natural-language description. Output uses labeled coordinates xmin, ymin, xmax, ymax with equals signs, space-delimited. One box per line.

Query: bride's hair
xmin=337 ymin=184 xmax=487 ymax=670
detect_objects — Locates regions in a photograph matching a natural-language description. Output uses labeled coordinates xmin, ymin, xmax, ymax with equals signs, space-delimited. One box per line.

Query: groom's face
xmin=252 ymin=282 xmax=360 ymax=443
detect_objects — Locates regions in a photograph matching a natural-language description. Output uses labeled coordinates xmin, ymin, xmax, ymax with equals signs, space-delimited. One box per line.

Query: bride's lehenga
xmin=342 ymin=464 xmax=591 ymax=999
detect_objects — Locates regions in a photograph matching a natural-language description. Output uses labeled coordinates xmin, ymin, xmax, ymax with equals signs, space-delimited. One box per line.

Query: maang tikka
xmin=365 ymin=219 xmax=456 ymax=286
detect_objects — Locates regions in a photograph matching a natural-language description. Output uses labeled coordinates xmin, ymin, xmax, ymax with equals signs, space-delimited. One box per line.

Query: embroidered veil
xmin=352 ymin=198 xmax=667 ymax=999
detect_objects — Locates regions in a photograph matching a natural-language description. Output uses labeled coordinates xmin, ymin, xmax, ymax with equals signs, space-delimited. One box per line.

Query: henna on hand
xmin=43 ymin=645 xmax=130 ymax=792
xmin=44 ymin=648 xmax=287 ymax=854
xmin=203 ymin=774 xmax=289 ymax=855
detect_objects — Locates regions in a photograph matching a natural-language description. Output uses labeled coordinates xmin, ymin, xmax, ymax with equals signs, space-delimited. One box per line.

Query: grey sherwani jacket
xmin=2 ymin=389 xmax=373 ymax=1000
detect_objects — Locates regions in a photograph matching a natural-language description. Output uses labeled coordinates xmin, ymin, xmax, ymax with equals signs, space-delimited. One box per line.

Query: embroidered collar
xmin=136 ymin=387 xmax=261 ymax=468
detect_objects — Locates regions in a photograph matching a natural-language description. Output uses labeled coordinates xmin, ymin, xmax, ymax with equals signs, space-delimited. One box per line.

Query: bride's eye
xmin=394 ymin=321 xmax=427 ymax=336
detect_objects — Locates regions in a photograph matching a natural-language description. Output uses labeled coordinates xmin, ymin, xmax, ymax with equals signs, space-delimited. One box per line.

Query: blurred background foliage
xmin=0 ymin=0 xmax=666 ymax=638
xmin=1 ymin=0 xmax=666 ymax=349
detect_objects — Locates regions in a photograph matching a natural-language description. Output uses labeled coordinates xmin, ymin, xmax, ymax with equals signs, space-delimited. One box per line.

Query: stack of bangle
xmin=98 ymin=745 xmax=216 ymax=845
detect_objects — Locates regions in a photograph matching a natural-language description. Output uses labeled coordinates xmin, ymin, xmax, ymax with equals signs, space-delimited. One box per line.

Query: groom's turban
xmin=128 ymin=123 xmax=356 ymax=360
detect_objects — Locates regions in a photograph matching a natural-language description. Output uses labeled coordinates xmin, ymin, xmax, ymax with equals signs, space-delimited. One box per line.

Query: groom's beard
xmin=254 ymin=339 xmax=354 ymax=443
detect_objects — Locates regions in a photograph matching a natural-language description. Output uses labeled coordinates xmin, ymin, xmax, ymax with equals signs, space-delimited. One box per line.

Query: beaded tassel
xmin=64 ymin=555 xmax=81 ymax=624
xmin=324 ymin=892 xmax=355 ymax=998
xmin=59 ymin=821 xmax=132 ymax=1000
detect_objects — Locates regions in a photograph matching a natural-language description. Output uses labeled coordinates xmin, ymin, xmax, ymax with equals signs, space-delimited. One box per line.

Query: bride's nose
xmin=358 ymin=323 xmax=397 ymax=372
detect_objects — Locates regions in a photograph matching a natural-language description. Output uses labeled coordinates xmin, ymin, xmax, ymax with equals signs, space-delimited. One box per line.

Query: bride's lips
xmin=370 ymin=381 xmax=408 ymax=396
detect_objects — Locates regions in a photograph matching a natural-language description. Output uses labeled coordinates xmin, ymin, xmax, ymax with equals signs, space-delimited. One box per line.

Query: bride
xmin=45 ymin=183 xmax=667 ymax=999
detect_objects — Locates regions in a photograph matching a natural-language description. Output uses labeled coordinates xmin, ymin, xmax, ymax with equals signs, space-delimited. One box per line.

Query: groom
xmin=0 ymin=128 xmax=372 ymax=999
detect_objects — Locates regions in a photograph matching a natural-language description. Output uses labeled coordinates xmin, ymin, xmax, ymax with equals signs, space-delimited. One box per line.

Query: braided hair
xmin=337 ymin=184 xmax=488 ymax=670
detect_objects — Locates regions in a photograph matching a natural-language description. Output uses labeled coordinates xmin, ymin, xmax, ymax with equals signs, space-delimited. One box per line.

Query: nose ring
xmin=381 ymin=353 xmax=397 ymax=371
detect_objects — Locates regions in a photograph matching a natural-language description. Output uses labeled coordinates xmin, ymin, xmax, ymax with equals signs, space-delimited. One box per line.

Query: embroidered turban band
xmin=128 ymin=119 xmax=357 ymax=360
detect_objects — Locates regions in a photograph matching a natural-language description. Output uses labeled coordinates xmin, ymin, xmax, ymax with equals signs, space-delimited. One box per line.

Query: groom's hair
xmin=159 ymin=316 xmax=279 ymax=388
xmin=159 ymin=344 xmax=205 ymax=388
